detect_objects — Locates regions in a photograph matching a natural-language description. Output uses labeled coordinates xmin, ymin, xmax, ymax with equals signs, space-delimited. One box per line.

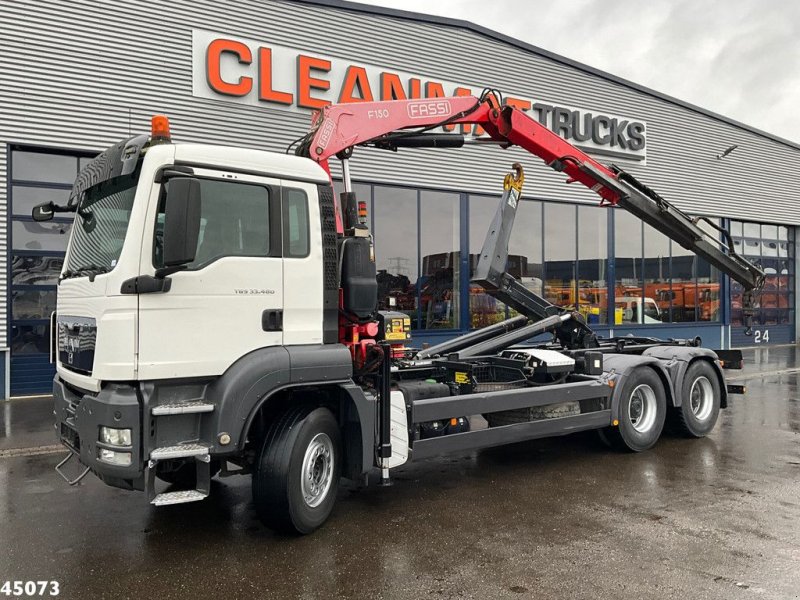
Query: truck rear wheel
xmin=600 ymin=367 xmax=666 ymax=452
xmin=668 ymin=360 xmax=721 ymax=437
xmin=252 ymin=406 xmax=341 ymax=535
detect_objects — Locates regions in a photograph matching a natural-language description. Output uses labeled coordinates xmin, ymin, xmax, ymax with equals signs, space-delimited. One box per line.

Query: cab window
xmin=155 ymin=178 xmax=270 ymax=269
xmin=283 ymin=188 xmax=310 ymax=258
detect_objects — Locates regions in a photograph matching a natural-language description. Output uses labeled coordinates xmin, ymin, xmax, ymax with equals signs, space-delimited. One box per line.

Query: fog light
xmin=98 ymin=448 xmax=132 ymax=466
xmin=100 ymin=427 xmax=132 ymax=446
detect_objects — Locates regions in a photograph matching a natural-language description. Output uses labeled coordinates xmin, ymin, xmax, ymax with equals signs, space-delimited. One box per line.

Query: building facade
xmin=0 ymin=0 xmax=797 ymax=397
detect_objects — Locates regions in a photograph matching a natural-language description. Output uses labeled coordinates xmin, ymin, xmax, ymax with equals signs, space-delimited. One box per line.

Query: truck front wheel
xmin=252 ymin=406 xmax=342 ymax=534
xmin=668 ymin=360 xmax=721 ymax=437
xmin=600 ymin=368 xmax=666 ymax=452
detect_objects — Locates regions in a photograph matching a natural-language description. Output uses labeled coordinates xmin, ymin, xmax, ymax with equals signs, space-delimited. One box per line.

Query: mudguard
xmin=642 ymin=346 xmax=727 ymax=408
xmin=602 ymin=353 xmax=675 ymax=422
xmin=205 ymin=344 xmax=354 ymax=451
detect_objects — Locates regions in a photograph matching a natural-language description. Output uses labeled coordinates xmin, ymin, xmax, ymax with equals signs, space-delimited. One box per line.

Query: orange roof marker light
xmin=151 ymin=115 xmax=172 ymax=144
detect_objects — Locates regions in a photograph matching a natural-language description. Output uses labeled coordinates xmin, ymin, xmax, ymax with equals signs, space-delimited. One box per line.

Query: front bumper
xmin=53 ymin=376 xmax=145 ymax=490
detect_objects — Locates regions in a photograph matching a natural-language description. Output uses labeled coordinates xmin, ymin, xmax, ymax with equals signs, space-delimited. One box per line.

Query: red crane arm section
xmin=306 ymin=95 xmax=621 ymax=205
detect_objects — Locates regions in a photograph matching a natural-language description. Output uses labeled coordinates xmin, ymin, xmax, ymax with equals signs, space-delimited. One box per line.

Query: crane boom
xmin=296 ymin=93 xmax=764 ymax=332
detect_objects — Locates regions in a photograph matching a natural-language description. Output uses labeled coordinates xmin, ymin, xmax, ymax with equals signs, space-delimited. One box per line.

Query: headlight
xmin=99 ymin=427 xmax=132 ymax=447
xmin=98 ymin=448 xmax=132 ymax=466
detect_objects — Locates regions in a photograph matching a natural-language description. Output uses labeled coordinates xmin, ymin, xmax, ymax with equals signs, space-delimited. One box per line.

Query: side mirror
xmin=32 ymin=201 xmax=55 ymax=222
xmin=162 ymin=177 xmax=201 ymax=268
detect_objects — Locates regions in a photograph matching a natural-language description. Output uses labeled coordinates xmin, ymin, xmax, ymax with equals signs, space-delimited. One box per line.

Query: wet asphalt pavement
xmin=1 ymin=347 xmax=799 ymax=599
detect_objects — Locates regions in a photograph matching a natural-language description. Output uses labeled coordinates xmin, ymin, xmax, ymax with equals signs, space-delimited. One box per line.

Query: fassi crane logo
xmin=191 ymin=30 xmax=647 ymax=161
xmin=407 ymin=100 xmax=452 ymax=119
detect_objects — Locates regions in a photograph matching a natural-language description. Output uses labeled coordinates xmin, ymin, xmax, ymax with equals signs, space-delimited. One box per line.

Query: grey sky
xmin=356 ymin=0 xmax=800 ymax=143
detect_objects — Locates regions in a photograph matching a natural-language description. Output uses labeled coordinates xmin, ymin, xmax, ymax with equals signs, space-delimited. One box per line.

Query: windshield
xmin=64 ymin=172 xmax=139 ymax=277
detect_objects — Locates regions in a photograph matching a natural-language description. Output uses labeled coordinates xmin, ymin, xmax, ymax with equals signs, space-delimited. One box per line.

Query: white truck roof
xmin=174 ymin=144 xmax=329 ymax=184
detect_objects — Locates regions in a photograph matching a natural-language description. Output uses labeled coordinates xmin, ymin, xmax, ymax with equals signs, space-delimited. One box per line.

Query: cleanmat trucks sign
xmin=191 ymin=29 xmax=647 ymax=162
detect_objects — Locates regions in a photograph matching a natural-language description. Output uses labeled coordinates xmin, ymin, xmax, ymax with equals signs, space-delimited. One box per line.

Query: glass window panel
xmin=742 ymin=239 xmax=761 ymax=257
xmin=155 ymin=179 xmax=270 ymax=270
xmin=696 ymin=219 xmax=721 ymax=322
xmin=729 ymin=221 xmax=793 ymax=327
xmin=544 ymin=203 xmax=577 ymax=311
xmin=743 ymin=222 xmax=760 ymax=238
xmin=12 ymin=151 xmax=77 ymax=184
xmin=12 ymin=289 xmax=56 ymax=320
xmin=420 ymin=191 xmax=459 ymax=329
xmin=283 ymin=189 xmax=310 ymax=258
xmin=643 ymin=223 xmax=670 ymax=324
xmin=374 ymin=186 xmax=418 ymax=324
xmin=12 ymin=221 xmax=72 ymax=252
xmin=10 ymin=324 xmax=51 ymax=355
xmin=729 ymin=221 xmax=742 ymax=237
xmin=508 ymin=200 xmax=543 ymax=279
xmin=762 ymin=224 xmax=778 ymax=239
xmin=506 ymin=200 xmax=544 ymax=320
xmin=763 ymin=240 xmax=779 ymax=257
xmin=11 ymin=186 xmax=71 ymax=217
xmin=11 ymin=255 xmax=63 ymax=286
xmin=614 ymin=210 xmax=642 ymax=324
xmin=469 ymin=194 xmax=508 ymax=328
xmin=577 ymin=206 xmax=607 ymax=324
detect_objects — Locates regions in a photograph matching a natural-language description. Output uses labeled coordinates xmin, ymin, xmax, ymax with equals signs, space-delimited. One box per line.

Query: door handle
xmin=262 ymin=309 xmax=283 ymax=331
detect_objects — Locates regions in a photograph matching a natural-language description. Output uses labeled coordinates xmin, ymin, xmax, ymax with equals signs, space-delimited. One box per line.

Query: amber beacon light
xmin=151 ymin=114 xmax=172 ymax=143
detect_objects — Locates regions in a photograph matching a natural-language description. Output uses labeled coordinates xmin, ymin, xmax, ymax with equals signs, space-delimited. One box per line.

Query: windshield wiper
xmin=61 ymin=264 xmax=110 ymax=282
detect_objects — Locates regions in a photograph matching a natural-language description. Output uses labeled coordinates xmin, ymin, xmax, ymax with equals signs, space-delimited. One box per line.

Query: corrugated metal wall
xmin=0 ymin=0 xmax=798 ymax=225
xmin=0 ymin=144 xmax=7 ymax=348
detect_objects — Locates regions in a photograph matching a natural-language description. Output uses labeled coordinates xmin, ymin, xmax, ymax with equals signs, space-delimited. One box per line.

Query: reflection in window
xmin=730 ymin=220 xmax=793 ymax=326
xmin=12 ymin=289 xmax=56 ymax=320
xmin=469 ymin=195 xmax=508 ymax=328
xmin=578 ymin=206 xmax=607 ymax=324
xmin=695 ymin=219 xmax=720 ymax=322
xmin=643 ymin=223 xmax=669 ymax=324
xmin=10 ymin=324 xmax=51 ymax=355
xmin=11 ymin=151 xmax=77 ymax=184
xmin=155 ymin=179 xmax=270 ymax=270
xmin=507 ymin=200 xmax=544 ymax=320
xmin=614 ymin=210 xmax=643 ymax=324
xmin=12 ymin=221 xmax=72 ymax=252
xmin=544 ymin=203 xmax=577 ymax=311
xmin=420 ymin=191 xmax=459 ymax=329
xmin=11 ymin=186 xmax=71 ymax=217
xmin=374 ymin=186 xmax=418 ymax=325
xmin=283 ymin=189 xmax=310 ymax=258
xmin=12 ymin=256 xmax=63 ymax=286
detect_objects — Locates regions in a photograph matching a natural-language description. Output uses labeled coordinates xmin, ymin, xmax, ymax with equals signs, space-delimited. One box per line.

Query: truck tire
xmin=252 ymin=406 xmax=341 ymax=535
xmin=668 ymin=360 xmax=721 ymax=438
xmin=600 ymin=367 xmax=666 ymax=452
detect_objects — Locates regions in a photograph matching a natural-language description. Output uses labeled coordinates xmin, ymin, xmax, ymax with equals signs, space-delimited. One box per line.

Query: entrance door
xmin=137 ymin=169 xmax=284 ymax=380
xmin=8 ymin=148 xmax=93 ymax=396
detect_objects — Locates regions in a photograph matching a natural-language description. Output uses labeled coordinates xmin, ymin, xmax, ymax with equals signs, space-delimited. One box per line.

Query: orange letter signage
xmin=206 ymin=38 xmax=253 ymax=97
xmin=297 ymin=54 xmax=332 ymax=109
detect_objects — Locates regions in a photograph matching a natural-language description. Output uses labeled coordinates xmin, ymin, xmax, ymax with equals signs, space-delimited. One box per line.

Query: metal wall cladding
xmin=0 ymin=144 xmax=6 ymax=346
xmin=0 ymin=0 xmax=798 ymax=227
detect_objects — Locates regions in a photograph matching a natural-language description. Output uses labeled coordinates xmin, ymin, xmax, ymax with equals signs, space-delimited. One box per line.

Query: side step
xmin=151 ymin=489 xmax=207 ymax=506
xmin=150 ymin=443 xmax=210 ymax=461
xmin=151 ymin=401 xmax=214 ymax=415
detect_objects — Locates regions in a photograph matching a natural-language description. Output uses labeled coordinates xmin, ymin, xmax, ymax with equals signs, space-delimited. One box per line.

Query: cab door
xmin=280 ymin=181 xmax=323 ymax=345
xmin=137 ymin=168 xmax=284 ymax=380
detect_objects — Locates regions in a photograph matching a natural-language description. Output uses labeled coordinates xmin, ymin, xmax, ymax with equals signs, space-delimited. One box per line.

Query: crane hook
xmin=503 ymin=162 xmax=525 ymax=194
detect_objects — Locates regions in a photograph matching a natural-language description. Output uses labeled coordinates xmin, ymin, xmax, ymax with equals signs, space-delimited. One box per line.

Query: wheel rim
xmin=301 ymin=433 xmax=334 ymax=508
xmin=689 ymin=376 xmax=714 ymax=421
xmin=629 ymin=384 xmax=657 ymax=433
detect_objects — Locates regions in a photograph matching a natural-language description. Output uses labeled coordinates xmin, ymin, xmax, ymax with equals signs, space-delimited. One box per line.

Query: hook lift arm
xmin=296 ymin=93 xmax=764 ymax=339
